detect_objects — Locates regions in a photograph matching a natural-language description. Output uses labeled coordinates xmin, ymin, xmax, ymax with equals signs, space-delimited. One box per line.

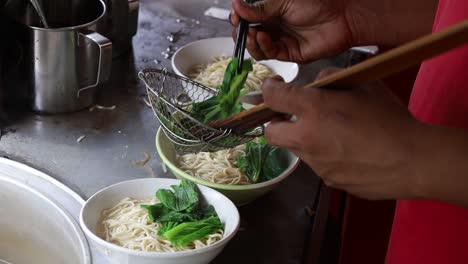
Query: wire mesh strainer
xmin=139 ymin=68 xmax=264 ymax=154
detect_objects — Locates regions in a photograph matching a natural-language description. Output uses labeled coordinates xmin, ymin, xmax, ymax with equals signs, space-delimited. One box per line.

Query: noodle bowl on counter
xmin=79 ymin=177 xmax=241 ymax=263
xmin=99 ymin=197 xmax=224 ymax=252
xmin=189 ymin=56 xmax=275 ymax=92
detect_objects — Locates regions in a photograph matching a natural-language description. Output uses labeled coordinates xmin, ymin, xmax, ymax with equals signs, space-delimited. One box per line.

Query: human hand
xmin=262 ymin=69 xmax=425 ymax=200
xmin=229 ymin=0 xmax=355 ymax=63
xmin=230 ymin=0 xmax=438 ymax=63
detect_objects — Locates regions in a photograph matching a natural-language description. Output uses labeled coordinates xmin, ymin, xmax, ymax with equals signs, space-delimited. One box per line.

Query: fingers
xmin=229 ymin=10 xmax=240 ymax=26
xmin=246 ymin=29 xmax=267 ymax=60
xmin=251 ymin=34 xmax=304 ymax=62
xmin=230 ymin=0 xmax=287 ymax=61
xmin=256 ymin=31 xmax=279 ymax=59
xmin=262 ymin=77 xmax=306 ymax=115
xmin=231 ymin=25 xmax=268 ymax=60
xmin=265 ymin=120 xmax=300 ymax=149
xmin=263 ymin=81 xmax=302 ymax=149
xmin=231 ymin=0 xmax=280 ymax=23
xmin=230 ymin=28 xmax=300 ymax=64
xmin=276 ymin=35 xmax=301 ymax=62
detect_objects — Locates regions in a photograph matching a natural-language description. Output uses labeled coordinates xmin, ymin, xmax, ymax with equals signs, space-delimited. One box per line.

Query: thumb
xmin=262 ymin=75 xmax=306 ymax=115
xmin=232 ymin=0 xmax=281 ymax=23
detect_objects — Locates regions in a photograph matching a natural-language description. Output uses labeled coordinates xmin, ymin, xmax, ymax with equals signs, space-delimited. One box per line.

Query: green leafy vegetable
xmin=158 ymin=221 xmax=179 ymax=236
xmin=162 ymin=216 xmax=223 ymax=247
xmin=155 ymin=180 xmax=199 ymax=212
xmin=237 ymin=137 xmax=287 ymax=183
xmin=191 ymin=57 xmax=253 ymax=123
xmin=141 ymin=180 xmax=224 ymax=246
xmin=262 ymin=148 xmax=286 ymax=181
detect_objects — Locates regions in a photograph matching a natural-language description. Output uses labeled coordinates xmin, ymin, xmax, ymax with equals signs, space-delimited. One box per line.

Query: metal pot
xmin=4 ymin=0 xmax=112 ymax=114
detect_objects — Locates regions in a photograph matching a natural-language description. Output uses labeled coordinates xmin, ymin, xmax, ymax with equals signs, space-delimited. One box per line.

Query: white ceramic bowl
xmin=0 ymin=164 xmax=90 ymax=264
xmin=80 ymin=178 xmax=240 ymax=264
xmin=171 ymin=37 xmax=299 ymax=103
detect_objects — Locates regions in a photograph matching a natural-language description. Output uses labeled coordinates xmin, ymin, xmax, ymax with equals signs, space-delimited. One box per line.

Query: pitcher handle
xmin=77 ymin=32 xmax=112 ymax=98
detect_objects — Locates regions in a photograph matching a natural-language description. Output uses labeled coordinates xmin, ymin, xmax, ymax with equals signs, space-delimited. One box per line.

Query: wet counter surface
xmin=0 ymin=0 xmax=349 ymax=263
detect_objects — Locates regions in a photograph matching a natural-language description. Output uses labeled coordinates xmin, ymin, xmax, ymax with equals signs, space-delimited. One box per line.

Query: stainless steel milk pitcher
xmin=5 ymin=0 xmax=112 ymax=113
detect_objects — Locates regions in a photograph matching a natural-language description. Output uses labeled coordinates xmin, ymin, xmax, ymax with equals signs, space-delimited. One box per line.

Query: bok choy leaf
xmin=191 ymin=57 xmax=253 ymax=123
xmin=141 ymin=180 xmax=224 ymax=246
xmin=237 ymin=137 xmax=287 ymax=183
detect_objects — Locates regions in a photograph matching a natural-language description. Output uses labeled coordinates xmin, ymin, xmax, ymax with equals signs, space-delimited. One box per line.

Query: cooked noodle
xmin=177 ymin=145 xmax=250 ymax=185
xmin=189 ymin=56 xmax=275 ymax=92
xmin=99 ymin=197 xmax=224 ymax=252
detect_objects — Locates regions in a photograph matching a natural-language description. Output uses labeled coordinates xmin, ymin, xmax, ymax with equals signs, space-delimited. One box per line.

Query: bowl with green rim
xmin=155 ymin=127 xmax=300 ymax=206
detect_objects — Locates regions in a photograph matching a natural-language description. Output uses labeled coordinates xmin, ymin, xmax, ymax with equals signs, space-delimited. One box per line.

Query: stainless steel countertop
xmin=0 ymin=0 xmax=350 ymax=263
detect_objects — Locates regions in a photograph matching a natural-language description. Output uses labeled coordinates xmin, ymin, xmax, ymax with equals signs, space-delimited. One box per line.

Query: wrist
xmin=409 ymin=123 xmax=468 ymax=206
xmin=343 ymin=9 xmax=405 ymax=47
xmin=343 ymin=0 xmax=438 ymax=47
xmin=405 ymin=122 xmax=436 ymax=200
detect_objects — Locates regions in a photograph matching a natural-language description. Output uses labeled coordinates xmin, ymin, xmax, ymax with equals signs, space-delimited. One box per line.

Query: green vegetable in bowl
xmin=191 ymin=57 xmax=253 ymax=123
xmin=141 ymin=180 xmax=224 ymax=247
xmin=237 ymin=137 xmax=287 ymax=184
xmin=162 ymin=216 xmax=223 ymax=247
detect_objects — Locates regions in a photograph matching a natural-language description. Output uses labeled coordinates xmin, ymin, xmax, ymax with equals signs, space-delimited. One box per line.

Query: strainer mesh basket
xmin=139 ymin=68 xmax=263 ymax=154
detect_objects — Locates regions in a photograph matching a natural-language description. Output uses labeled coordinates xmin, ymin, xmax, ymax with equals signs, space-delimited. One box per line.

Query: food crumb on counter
xmin=166 ymin=34 xmax=175 ymax=43
xmin=76 ymin=135 xmax=86 ymax=143
xmin=134 ymin=152 xmax=151 ymax=166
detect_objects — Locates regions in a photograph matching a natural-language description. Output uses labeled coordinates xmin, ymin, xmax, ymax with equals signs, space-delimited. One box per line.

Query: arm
xmin=411 ymin=124 xmax=468 ymax=207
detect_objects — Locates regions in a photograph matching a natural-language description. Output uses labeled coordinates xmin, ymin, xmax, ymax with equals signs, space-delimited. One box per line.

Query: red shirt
xmin=386 ymin=1 xmax=468 ymax=263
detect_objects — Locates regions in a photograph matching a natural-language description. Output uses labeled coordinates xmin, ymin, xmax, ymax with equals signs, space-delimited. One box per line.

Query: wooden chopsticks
xmin=211 ymin=19 xmax=468 ymax=134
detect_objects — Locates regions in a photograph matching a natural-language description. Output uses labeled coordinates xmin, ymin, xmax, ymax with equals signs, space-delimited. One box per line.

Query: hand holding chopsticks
xmin=212 ymin=19 xmax=468 ymax=133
